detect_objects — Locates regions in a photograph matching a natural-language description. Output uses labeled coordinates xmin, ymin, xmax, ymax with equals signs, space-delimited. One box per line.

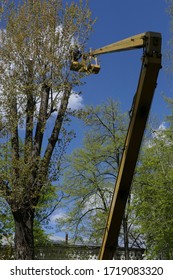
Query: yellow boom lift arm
xmin=70 ymin=32 xmax=162 ymax=259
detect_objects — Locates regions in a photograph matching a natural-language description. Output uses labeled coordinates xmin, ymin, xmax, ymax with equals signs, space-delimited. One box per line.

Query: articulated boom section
xmin=70 ymin=32 xmax=161 ymax=74
xmin=70 ymin=32 xmax=162 ymax=259
xmin=90 ymin=31 xmax=161 ymax=56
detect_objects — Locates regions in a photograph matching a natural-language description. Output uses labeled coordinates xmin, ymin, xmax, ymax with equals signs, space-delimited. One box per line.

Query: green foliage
xmin=132 ymin=108 xmax=173 ymax=259
xmin=0 ymin=182 xmax=64 ymax=250
xmin=57 ymin=99 xmax=128 ymax=243
xmin=58 ymin=97 xmax=173 ymax=259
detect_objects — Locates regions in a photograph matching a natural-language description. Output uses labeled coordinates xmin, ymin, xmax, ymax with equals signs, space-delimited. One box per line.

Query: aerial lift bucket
xmin=87 ymin=63 xmax=100 ymax=74
xmin=70 ymin=61 xmax=100 ymax=74
xmin=70 ymin=54 xmax=100 ymax=74
xmin=70 ymin=61 xmax=88 ymax=72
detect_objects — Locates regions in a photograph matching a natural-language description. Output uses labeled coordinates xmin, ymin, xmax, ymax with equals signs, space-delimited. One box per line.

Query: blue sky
xmin=67 ymin=0 xmax=172 ymax=152
xmin=83 ymin=0 xmax=171 ymax=115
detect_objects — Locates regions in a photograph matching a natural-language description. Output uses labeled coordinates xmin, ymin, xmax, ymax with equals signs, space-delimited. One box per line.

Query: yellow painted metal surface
xmin=70 ymin=61 xmax=100 ymax=74
xmin=91 ymin=32 xmax=161 ymax=56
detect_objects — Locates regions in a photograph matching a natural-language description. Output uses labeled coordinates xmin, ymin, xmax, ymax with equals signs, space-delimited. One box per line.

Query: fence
xmin=0 ymin=244 xmax=145 ymax=260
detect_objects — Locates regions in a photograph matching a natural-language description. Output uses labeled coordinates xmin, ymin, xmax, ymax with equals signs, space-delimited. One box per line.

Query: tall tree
xmin=58 ymin=100 xmax=141 ymax=249
xmin=0 ymin=0 xmax=94 ymax=259
xmin=131 ymin=110 xmax=173 ymax=259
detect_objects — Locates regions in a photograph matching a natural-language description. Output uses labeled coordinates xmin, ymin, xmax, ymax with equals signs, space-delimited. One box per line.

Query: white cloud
xmin=48 ymin=234 xmax=65 ymax=242
xmin=152 ymin=121 xmax=167 ymax=139
xmin=158 ymin=122 xmax=167 ymax=131
xmin=50 ymin=210 xmax=67 ymax=223
xmin=147 ymin=121 xmax=169 ymax=148
xmin=68 ymin=92 xmax=84 ymax=110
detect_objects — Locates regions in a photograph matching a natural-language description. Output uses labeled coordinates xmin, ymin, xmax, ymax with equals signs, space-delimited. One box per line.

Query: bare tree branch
xmin=43 ymin=85 xmax=71 ymax=171
xmin=34 ymin=85 xmax=50 ymax=157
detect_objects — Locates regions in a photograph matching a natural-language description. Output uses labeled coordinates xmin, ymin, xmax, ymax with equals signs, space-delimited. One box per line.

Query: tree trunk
xmin=123 ymin=215 xmax=129 ymax=260
xmin=12 ymin=208 xmax=35 ymax=260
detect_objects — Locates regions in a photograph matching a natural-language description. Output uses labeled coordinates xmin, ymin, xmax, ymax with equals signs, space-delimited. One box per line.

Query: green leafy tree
xmin=58 ymin=100 xmax=141 ymax=248
xmin=132 ymin=108 xmax=173 ymax=259
xmin=0 ymin=184 xmax=66 ymax=259
xmin=0 ymin=0 xmax=94 ymax=259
